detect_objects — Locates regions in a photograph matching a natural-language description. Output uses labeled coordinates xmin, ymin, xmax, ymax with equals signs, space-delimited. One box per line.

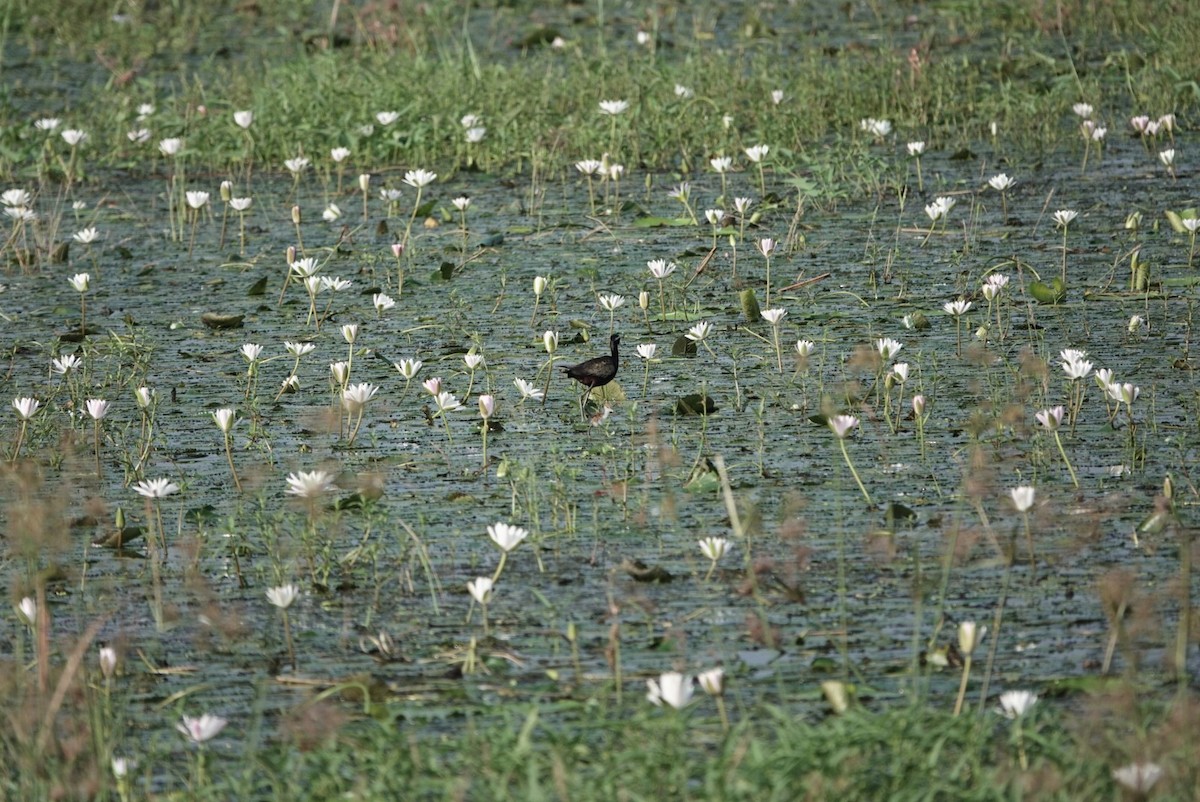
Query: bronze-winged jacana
xmin=562 ymin=333 xmax=620 ymax=418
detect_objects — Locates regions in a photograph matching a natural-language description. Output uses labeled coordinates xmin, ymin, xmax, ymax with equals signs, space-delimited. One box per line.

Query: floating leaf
xmin=671 ymin=336 xmax=698 ymax=356
xmin=632 ymin=216 xmax=694 ymax=228
xmin=92 ymin=526 xmax=145 ymax=549
xmin=514 ymin=27 xmax=561 ymax=48
xmin=906 ymin=311 xmax=931 ymax=330
xmin=684 ymin=465 xmax=720 ymax=493
xmin=201 ymin=312 xmax=245 ymax=329
xmin=674 ymin=393 xmax=716 ymax=415
xmin=885 ymin=502 xmax=918 ymax=525
xmin=1029 ymin=278 xmax=1066 ymax=304
xmin=620 ymin=558 xmax=674 ymax=583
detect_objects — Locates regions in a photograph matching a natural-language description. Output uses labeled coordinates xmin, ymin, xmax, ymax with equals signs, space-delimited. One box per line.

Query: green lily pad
xmin=1029 ymin=278 xmax=1066 ymax=304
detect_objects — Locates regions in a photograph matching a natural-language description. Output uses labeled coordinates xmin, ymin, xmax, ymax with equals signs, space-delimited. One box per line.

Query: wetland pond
xmin=5 ymin=136 xmax=1200 ymax=773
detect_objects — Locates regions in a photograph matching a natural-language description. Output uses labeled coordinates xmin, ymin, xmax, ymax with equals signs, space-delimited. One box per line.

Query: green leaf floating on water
xmin=1029 ymin=278 xmax=1066 ymax=304
xmin=633 ymin=216 xmax=694 ymax=228
xmin=674 ymin=394 xmax=716 ymax=415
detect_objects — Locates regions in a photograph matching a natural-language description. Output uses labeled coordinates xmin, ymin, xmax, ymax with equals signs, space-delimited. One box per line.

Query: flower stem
xmin=953 ymin=654 xmax=973 ymax=716
xmin=839 ymin=438 xmax=872 ymax=505
xmin=223 ymin=432 xmax=242 ymax=492
xmin=491 ymin=550 xmax=508 ymax=584
xmin=1053 ymin=430 xmax=1079 ymax=488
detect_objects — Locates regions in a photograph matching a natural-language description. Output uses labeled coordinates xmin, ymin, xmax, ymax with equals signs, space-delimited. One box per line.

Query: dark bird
xmin=562 ymin=333 xmax=620 ymax=418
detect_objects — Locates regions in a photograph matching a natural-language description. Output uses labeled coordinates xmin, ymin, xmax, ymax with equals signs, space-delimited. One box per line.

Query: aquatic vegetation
xmin=4 ymin=1 xmax=1200 ymax=799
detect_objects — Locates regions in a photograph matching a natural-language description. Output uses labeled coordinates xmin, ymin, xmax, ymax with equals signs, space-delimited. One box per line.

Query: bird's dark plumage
xmin=563 ymin=333 xmax=620 ymax=388
xmin=562 ymin=334 xmax=620 ymax=418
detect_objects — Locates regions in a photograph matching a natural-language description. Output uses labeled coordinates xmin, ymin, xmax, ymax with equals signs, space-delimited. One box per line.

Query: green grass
xmin=6 ymin=671 xmax=1196 ymax=800
xmin=2 ymin=0 xmax=1198 ymax=192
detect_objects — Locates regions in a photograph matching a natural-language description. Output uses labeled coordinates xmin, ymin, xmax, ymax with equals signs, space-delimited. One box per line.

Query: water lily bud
xmin=533 ymin=276 xmax=547 ymax=297
xmin=957 ymin=620 xmax=985 ymax=656
xmin=639 ymin=290 xmax=650 ymax=310
xmin=220 ymin=180 xmax=232 ymax=202
xmin=1125 ymin=211 xmax=1142 ymax=230
xmin=478 ymin=394 xmax=495 ymax=420
xmin=99 ymin=646 xmax=117 ymax=678
xmin=286 ymin=245 xmax=296 ymax=265
xmin=821 ymin=680 xmax=850 ymax=714
xmin=1164 ymin=474 xmax=1174 ymax=500
xmin=1128 ymin=314 xmax=1144 ymax=333
xmin=359 ymin=173 xmax=370 ymax=193
xmin=291 ymin=205 xmax=301 ymax=225
xmin=912 ymin=394 xmax=926 ymax=417
xmin=17 ymin=596 xmax=36 ymax=626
